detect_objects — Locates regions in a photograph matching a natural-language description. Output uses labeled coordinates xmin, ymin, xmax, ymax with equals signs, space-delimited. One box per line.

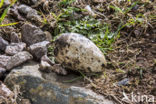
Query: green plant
xmin=58 ymin=0 xmax=76 ymax=7
xmin=50 ymin=6 xmax=121 ymax=53
xmin=109 ymin=1 xmax=138 ymax=15
xmin=0 ymin=0 xmax=18 ymax=27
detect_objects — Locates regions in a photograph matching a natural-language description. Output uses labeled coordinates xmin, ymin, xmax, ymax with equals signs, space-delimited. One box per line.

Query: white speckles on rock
xmin=6 ymin=51 xmax=33 ymax=70
xmin=5 ymin=42 xmax=26 ymax=56
xmin=54 ymin=33 xmax=107 ymax=72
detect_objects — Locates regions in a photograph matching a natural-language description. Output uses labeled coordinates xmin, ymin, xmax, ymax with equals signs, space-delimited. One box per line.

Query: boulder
xmin=5 ymin=61 xmax=114 ymax=104
xmin=54 ymin=33 xmax=107 ymax=72
xmin=21 ymin=24 xmax=46 ymax=46
xmin=28 ymin=41 xmax=50 ymax=60
xmin=6 ymin=51 xmax=33 ymax=70
xmin=5 ymin=42 xmax=26 ymax=55
xmin=0 ymin=55 xmax=11 ymax=68
xmin=0 ymin=37 xmax=9 ymax=51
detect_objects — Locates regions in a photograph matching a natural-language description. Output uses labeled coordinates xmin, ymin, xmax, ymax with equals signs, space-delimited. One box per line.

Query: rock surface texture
xmin=21 ymin=24 xmax=46 ymax=46
xmin=28 ymin=41 xmax=50 ymax=60
xmin=5 ymin=42 xmax=26 ymax=55
xmin=54 ymin=33 xmax=107 ymax=72
xmin=0 ymin=55 xmax=11 ymax=68
xmin=6 ymin=51 xmax=33 ymax=70
xmin=0 ymin=81 xmax=15 ymax=104
xmin=5 ymin=61 xmax=114 ymax=104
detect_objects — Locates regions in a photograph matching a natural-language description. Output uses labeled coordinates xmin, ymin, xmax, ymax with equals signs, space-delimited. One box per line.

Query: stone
xmin=5 ymin=61 xmax=114 ymax=104
xmin=117 ymin=78 xmax=129 ymax=86
xmin=54 ymin=33 xmax=107 ymax=72
xmin=26 ymin=9 xmax=41 ymax=21
xmin=28 ymin=41 xmax=50 ymax=60
xmin=18 ymin=4 xmax=33 ymax=15
xmin=0 ymin=36 xmax=9 ymax=51
xmin=21 ymin=24 xmax=46 ymax=46
xmin=10 ymin=32 xmax=21 ymax=43
xmin=0 ymin=67 xmax=6 ymax=78
xmin=0 ymin=55 xmax=11 ymax=68
xmin=93 ymin=0 xmax=106 ymax=3
xmin=0 ymin=81 xmax=15 ymax=104
xmin=84 ymin=5 xmax=96 ymax=17
xmin=39 ymin=55 xmax=67 ymax=75
xmin=5 ymin=42 xmax=26 ymax=55
xmin=18 ymin=5 xmax=42 ymax=24
xmin=6 ymin=51 xmax=33 ymax=70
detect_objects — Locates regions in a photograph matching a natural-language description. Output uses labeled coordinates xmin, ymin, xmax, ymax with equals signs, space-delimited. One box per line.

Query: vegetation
xmin=0 ymin=0 xmax=18 ymax=26
xmin=0 ymin=0 xmax=155 ymax=103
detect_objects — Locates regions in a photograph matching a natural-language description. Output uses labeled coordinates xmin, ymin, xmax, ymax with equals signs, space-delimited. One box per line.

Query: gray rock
xmin=54 ymin=33 xmax=107 ymax=72
xmin=93 ymin=0 xmax=105 ymax=3
xmin=28 ymin=41 xmax=50 ymax=60
xmin=26 ymin=8 xmax=41 ymax=21
xmin=0 ymin=67 xmax=6 ymax=78
xmin=6 ymin=51 xmax=33 ymax=70
xmin=18 ymin=5 xmax=33 ymax=15
xmin=21 ymin=24 xmax=47 ymax=46
xmin=5 ymin=42 xmax=26 ymax=55
xmin=0 ymin=55 xmax=11 ymax=68
xmin=18 ymin=5 xmax=42 ymax=23
xmin=5 ymin=61 xmax=114 ymax=104
xmin=10 ymin=32 xmax=21 ymax=43
xmin=117 ymin=78 xmax=129 ymax=86
xmin=0 ymin=37 xmax=9 ymax=51
xmin=39 ymin=55 xmax=67 ymax=75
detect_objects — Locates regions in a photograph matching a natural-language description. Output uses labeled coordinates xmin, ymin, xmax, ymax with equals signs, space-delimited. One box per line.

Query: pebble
xmin=6 ymin=51 xmax=33 ymax=70
xmin=5 ymin=42 xmax=26 ymax=56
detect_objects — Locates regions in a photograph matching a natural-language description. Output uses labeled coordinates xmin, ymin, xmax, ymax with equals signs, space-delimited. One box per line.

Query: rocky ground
xmin=0 ymin=0 xmax=155 ymax=104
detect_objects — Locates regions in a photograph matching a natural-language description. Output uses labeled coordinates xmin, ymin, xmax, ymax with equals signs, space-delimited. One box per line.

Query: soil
xmin=0 ymin=0 xmax=155 ymax=104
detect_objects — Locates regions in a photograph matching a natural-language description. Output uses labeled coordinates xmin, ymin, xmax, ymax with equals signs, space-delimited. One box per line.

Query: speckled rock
xmin=6 ymin=51 xmax=33 ymax=70
xmin=5 ymin=42 xmax=26 ymax=55
xmin=0 ymin=55 xmax=11 ymax=68
xmin=4 ymin=61 xmax=114 ymax=104
xmin=0 ymin=36 xmax=9 ymax=51
xmin=54 ymin=33 xmax=107 ymax=72
xmin=28 ymin=41 xmax=50 ymax=60
xmin=0 ymin=82 xmax=15 ymax=104
xmin=21 ymin=24 xmax=46 ymax=46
